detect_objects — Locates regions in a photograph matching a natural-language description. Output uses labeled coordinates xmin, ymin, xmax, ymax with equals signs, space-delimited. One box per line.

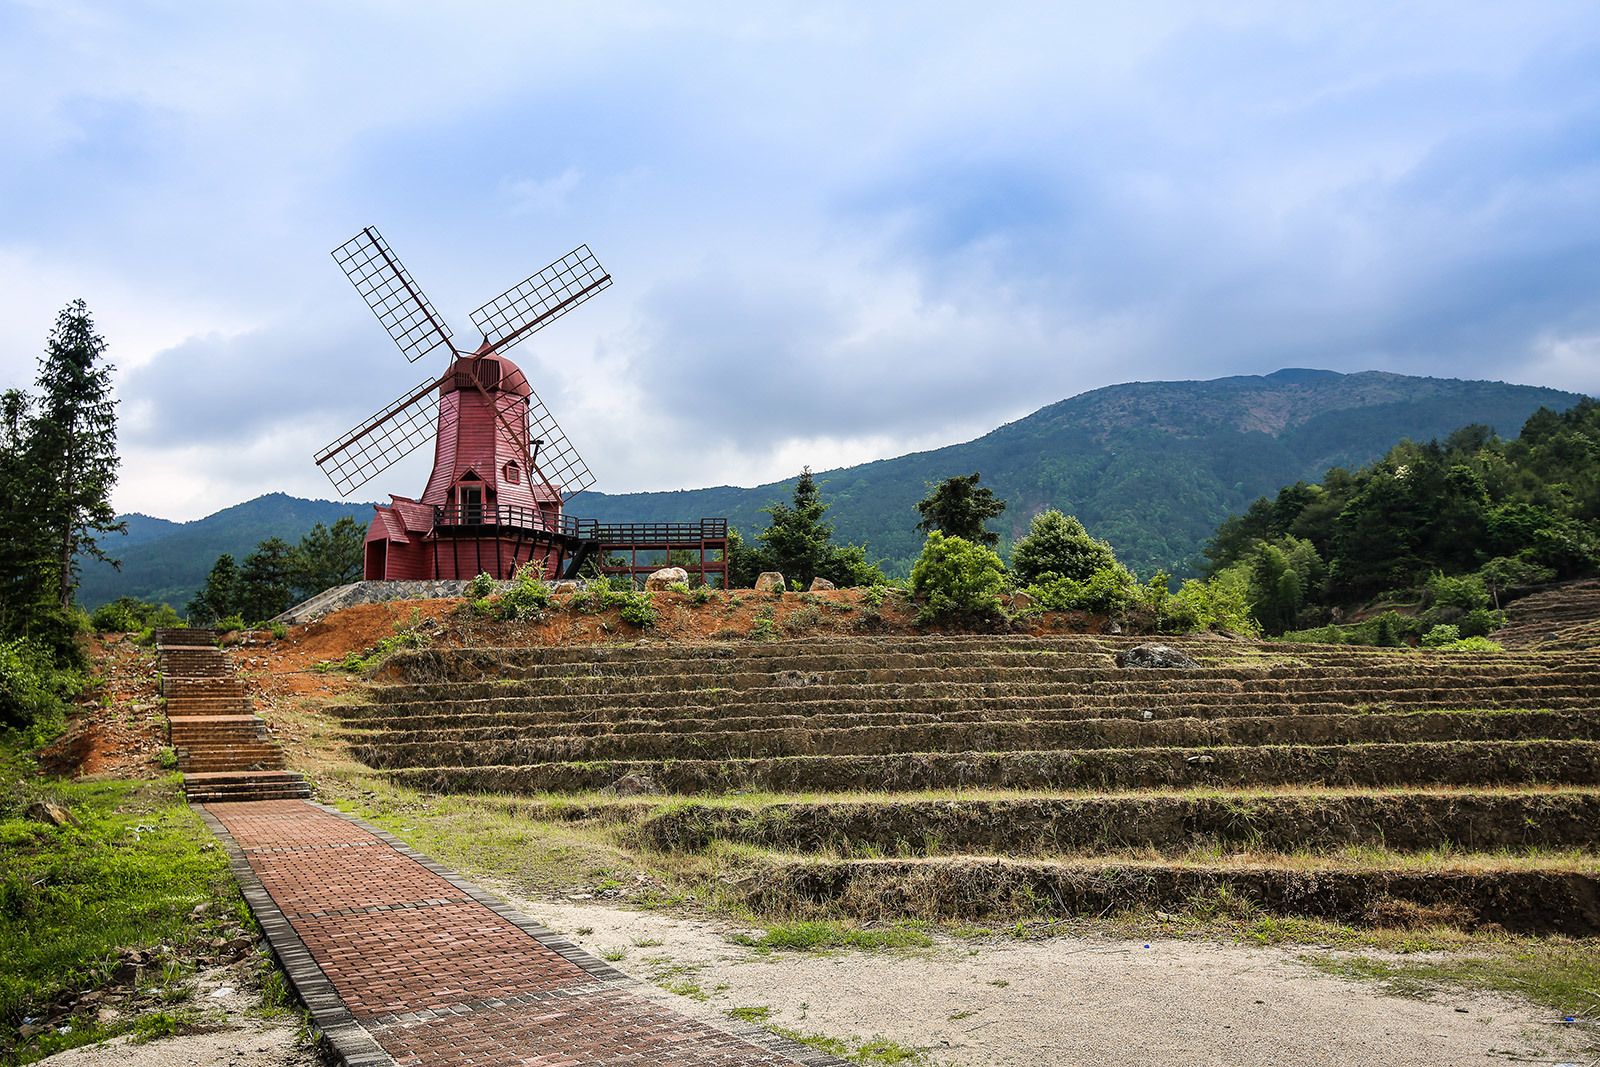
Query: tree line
xmin=187 ymin=517 xmax=366 ymax=626
xmin=1 ymin=302 xmax=124 ymax=731
xmin=1200 ymin=400 xmax=1600 ymax=636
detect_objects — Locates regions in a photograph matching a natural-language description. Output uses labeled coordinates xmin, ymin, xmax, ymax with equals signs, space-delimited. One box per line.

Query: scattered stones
xmin=1115 ymin=644 xmax=1199 ymax=669
xmin=809 ymin=577 xmax=836 ymax=592
xmin=755 ymin=572 xmax=787 ymax=593
xmin=645 ymin=567 xmax=690 ymax=591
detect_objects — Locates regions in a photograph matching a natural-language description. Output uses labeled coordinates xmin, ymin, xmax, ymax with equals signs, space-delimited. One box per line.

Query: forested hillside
xmin=580 ymin=369 xmax=1586 ymax=577
xmin=78 ymin=493 xmax=373 ymax=609
xmin=1201 ymin=399 xmax=1600 ymax=634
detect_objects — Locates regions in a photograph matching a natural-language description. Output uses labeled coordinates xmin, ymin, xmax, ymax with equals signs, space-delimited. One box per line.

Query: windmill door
xmin=462 ymin=485 xmax=483 ymax=525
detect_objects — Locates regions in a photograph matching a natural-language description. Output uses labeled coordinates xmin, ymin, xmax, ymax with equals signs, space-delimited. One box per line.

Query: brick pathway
xmin=199 ymin=800 xmax=837 ymax=1067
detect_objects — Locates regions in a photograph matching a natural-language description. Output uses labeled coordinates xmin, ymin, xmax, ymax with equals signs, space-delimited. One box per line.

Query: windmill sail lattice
xmin=472 ymin=245 xmax=611 ymax=355
xmin=523 ymin=388 xmax=596 ymax=501
xmin=332 ymin=227 xmax=457 ymax=364
xmin=314 ymin=379 xmax=452 ymax=497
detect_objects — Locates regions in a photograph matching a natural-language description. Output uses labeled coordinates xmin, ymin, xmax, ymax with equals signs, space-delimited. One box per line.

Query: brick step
xmin=170 ymin=714 xmax=266 ymax=739
xmin=177 ymin=741 xmax=285 ymax=763
xmin=385 ymin=739 xmax=1600 ymax=796
xmin=629 ymin=788 xmax=1600 ymax=855
xmin=183 ymin=770 xmax=309 ymax=802
xmin=741 ymin=857 xmax=1600 ymax=936
xmin=351 ymin=706 xmax=1600 ymax=749
xmin=352 ymin=710 xmax=1600 ymax=768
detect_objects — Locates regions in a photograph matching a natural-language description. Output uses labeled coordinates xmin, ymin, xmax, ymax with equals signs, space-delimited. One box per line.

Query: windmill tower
xmin=315 ymin=226 xmax=610 ymax=581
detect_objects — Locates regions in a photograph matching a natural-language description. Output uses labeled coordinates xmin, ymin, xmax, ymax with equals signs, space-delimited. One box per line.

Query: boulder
xmin=644 ymin=567 xmax=689 ymax=592
xmin=601 ymin=773 xmax=662 ymax=797
xmin=24 ymin=800 xmax=76 ymax=827
xmin=1115 ymin=644 xmax=1199 ymax=669
xmin=550 ymin=579 xmax=581 ymax=594
xmin=808 ymin=577 xmax=836 ymax=592
xmin=755 ymin=572 xmax=787 ymax=593
xmin=1009 ymin=591 xmax=1032 ymax=609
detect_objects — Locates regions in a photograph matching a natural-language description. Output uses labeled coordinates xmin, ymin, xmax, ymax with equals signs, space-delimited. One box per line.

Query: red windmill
xmin=315 ymin=226 xmax=612 ymax=582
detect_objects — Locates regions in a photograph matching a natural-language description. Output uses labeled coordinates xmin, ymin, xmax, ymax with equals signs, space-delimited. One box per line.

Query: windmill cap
xmin=442 ymin=352 xmax=530 ymax=398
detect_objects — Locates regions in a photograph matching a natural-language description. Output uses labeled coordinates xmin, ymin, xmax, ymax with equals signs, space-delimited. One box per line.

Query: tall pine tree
xmin=30 ymin=300 xmax=124 ymax=612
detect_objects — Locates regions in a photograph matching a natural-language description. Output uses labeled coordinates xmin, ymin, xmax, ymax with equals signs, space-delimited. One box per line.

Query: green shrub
xmin=667 ymin=582 xmax=691 ymax=595
xmin=1457 ymin=607 xmax=1500 ymax=638
xmin=1025 ymin=565 xmax=1138 ymax=615
xmin=612 ymin=590 xmax=658 ymax=629
xmin=1432 ymin=635 xmax=1504 ymax=652
xmin=492 ymin=572 xmax=553 ymax=621
xmin=1159 ymin=573 xmax=1258 ymax=635
xmin=0 ymin=639 xmax=79 ymax=732
xmin=911 ymin=532 xmax=1006 ymax=622
xmin=1421 ymin=623 xmax=1461 ymax=648
xmin=87 ymin=597 xmax=182 ymax=634
xmin=214 ymin=615 xmax=245 ymax=635
xmin=1424 ymin=573 xmax=1490 ymax=611
xmin=466 ymin=573 xmax=496 ymax=598
xmin=689 ymin=585 xmax=718 ymax=606
xmin=1010 ymin=510 xmax=1118 ymax=584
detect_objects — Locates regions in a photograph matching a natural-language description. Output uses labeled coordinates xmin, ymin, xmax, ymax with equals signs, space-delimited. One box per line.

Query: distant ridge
xmin=80 ymin=493 xmax=374 ymax=610
xmin=576 ymin=369 xmax=1587 ymax=577
xmin=87 ymin=369 xmax=1587 ymax=608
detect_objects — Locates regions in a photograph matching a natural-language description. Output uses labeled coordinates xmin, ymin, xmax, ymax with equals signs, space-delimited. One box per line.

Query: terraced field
xmin=329 ymin=635 xmax=1600 ymax=935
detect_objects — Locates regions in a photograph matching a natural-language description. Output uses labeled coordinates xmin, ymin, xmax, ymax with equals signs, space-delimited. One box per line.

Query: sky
xmin=2 ymin=1 xmax=1599 ymax=522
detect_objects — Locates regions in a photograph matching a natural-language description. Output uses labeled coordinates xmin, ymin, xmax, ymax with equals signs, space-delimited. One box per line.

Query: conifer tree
xmin=758 ymin=467 xmax=834 ymax=587
xmin=30 ymin=300 xmax=124 ymax=611
xmin=915 ymin=473 xmax=1007 ymax=546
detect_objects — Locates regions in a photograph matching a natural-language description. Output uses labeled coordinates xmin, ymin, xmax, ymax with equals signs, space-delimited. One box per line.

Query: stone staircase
xmin=155 ymin=628 xmax=310 ymax=803
xmin=331 ymin=635 xmax=1600 ymax=933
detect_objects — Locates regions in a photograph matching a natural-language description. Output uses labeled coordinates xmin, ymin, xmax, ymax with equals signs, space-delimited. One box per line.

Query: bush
xmin=1458 ymin=607 xmax=1501 ymax=638
xmin=467 ymin=573 xmax=496 ymax=598
xmin=214 ymin=614 xmax=246 ymax=634
xmin=87 ymin=597 xmax=181 ymax=634
xmin=489 ymin=572 xmax=553 ymax=621
xmin=1421 ymin=624 xmax=1461 ymax=648
xmin=613 ymin=590 xmax=658 ymax=628
xmin=1424 ymin=573 xmax=1489 ymax=611
xmin=1025 ymin=565 xmax=1137 ymax=615
xmin=0 ymin=638 xmax=78 ymax=732
xmin=911 ymin=532 xmax=1007 ymax=622
xmin=1162 ymin=573 xmax=1258 ymax=635
xmin=1010 ymin=511 xmax=1119 ymax=584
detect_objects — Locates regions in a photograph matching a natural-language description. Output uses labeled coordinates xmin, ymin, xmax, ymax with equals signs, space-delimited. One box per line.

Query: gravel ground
xmin=521 ymin=894 xmax=1592 ymax=1067
xmin=35 ymin=965 xmax=324 ymax=1067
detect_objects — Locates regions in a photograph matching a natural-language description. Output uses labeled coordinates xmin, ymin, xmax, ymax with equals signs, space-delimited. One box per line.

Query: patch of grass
xmin=0 ymin=750 xmax=242 ymax=1061
xmin=727 ymin=920 xmax=934 ymax=953
xmin=1302 ymin=945 xmax=1600 ymax=1021
xmin=600 ymin=947 xmax=625 ymax=961
xmin=727 ymin=1005 xmax=772 ymax=1023
xmin=771 ymin=1026 xmax=926 ymax=1065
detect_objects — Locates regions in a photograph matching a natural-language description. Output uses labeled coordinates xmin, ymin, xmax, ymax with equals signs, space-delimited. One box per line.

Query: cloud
xmin=2 ymin=1 xmax=1599 ymax=521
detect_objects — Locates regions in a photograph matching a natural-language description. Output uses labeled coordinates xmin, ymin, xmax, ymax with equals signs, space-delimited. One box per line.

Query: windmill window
xmin=504 ymin=461 xmax=520 ymax=484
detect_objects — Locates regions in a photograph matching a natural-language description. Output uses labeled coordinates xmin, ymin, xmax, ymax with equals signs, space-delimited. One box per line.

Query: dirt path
xmin=515 ymin=894 xmax=1588 ymax=1067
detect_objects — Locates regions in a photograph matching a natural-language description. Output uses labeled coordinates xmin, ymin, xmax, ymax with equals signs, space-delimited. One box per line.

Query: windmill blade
xmin=471 ymin=245 xmax=611 ymax=356
xmin=332 ymin=227 xmax=457 ymax=364
xmin=523 ymin=387 xmax=597 ymax=502
xmin=313 ymin=378 xmax=449 ymax=496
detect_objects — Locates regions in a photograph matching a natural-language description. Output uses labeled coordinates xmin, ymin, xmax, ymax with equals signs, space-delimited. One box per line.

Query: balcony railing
xmin=432 ymin=507 xmax=728 ymax=545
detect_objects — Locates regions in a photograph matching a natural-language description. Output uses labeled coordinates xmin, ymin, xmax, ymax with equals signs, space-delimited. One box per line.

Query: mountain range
xmin=85 ymin=369 xmax=1587 ymax=608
